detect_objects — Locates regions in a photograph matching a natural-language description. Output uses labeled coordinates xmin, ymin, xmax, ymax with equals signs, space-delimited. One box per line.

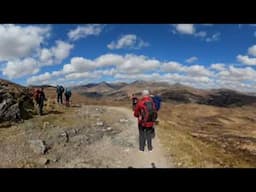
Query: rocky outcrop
xmin=0 ymin=79 xmax=35 ymax=123
xmin=28 ymin=140 xmax=48 ymax=155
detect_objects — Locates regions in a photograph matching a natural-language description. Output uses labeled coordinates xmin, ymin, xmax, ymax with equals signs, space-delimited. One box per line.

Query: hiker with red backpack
xmin=34 ymin=87 xmax=47 ymax=115
xmin=134 ymin=90 xmax=158 ymax=152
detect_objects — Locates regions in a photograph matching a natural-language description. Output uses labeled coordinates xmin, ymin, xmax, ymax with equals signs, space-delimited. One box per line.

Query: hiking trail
xmin=0 ymin=104 xmax=173 ymax=168
xmin=69 ymin=105 xmax=173 ymax=168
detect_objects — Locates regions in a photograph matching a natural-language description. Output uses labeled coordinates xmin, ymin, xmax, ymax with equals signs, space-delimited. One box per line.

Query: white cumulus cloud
xmin=107 ymin=34 xmax=149 ymax=50
xmin=51 ymin=40 xmax=74 ymax=63
xmin=95 ymin=54 xmax=124 ymax=67
xmin=206 ymin=32 xmax=221 ymax=42
xmin=172 ymin=24 xmax=220 ymax=42
xmin=27 ymin=72 xmax=52 ymax=85
xmin=248 ymin=45 xmax=256 ymax=56
xmin=65 ymin=72 xmax=100 ymax=80
xmin=118 ymin=54 xmax=160 ymax=74
xmin=217 ymin=66 xmax=256 ymax=81
xmin=3 ymin=58 xmax=39 ymax=79
xmin=39 ymin=40 xmax=73 ymax=66
xmin=68 ymin=24 xmax=103 ymax=41
xmin=2 ymin=39 xmax=73 ymax=80
xmin=195 ymin=31 xmax=207 ymax=37
xmin=0 ymin=25 xmax=74 ymax=80
xmin=174 ymin=24 xmax=195 ymax=34
xmin=184 ymin=65 xmax=212 ymax=77
xmin=0 ymin=24 xmax=50 ymax=61
xmin=210 ymin=63 xmax=226 ymax=71
xmin=39 ymin=48 xmax=53 ymax=65
xmin=161 ymin=61 xmax=184 ymax=72
xmin=186 ymin=56 xmax=198 ymax=63
xmin=63 ymin=57 xmax=96 ymax=73
xmin=237 ymin=54 xmax=256 ymax=66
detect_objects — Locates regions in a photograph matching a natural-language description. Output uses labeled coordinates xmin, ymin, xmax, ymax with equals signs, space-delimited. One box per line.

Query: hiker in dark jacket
xmin=56 ymin=85 xmax=64 ymax=104
xmin=134 ymin=90 xmax=157 ymax=152
xmin=64 ymin=88 xmax=72 ymax=107
xmin=38 ymin=87 xmax=47 ymax=115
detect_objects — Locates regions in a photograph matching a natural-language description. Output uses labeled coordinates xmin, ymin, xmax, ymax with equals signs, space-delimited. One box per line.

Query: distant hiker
xmin=131 ymin=93 xmax=138 ymax=111
xmin=56 ymin=85 xmax=64 ymax=104
xmin=134 ymin=90 xmax=158 ymax=152
xmin=37 ymin=87 xmax=47 ymax=115
xmin=64 ymin=88 xmax=72 ymax=107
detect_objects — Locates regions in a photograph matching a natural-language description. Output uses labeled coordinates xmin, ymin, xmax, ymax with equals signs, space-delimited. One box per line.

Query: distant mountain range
xmin=72 ymin=80 xmax=256 ymax=107
xmin=2 ymin=78 xmax=256 ymax=108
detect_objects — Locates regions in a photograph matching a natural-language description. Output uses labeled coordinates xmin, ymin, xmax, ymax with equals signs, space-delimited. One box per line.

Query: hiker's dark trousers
xmin=138 ymin=125 xmax=153 ymax=151
xmin=65 ymin=96 xmax=70 ymax=106
xmin=57 ymin=93 xmax=63 ymax=104
xmin=38 ymin=102 xmax=44 ymax=115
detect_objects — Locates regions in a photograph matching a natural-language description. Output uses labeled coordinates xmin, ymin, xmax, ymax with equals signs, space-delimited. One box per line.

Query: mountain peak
xmin=99 ymin=81 xmax=109 ymax=85
xmin=131 ymin=80 xmax=147 ymax=84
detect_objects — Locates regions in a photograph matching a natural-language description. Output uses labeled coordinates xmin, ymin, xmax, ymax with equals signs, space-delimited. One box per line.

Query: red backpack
xmin=140 ymin=98 xmax=158 ymax=123
xmin=33 ymin=89 xmax=40 ymax=104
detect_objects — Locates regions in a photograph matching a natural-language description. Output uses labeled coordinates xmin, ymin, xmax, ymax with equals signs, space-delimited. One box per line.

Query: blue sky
xmin=0 ymin=24 xmax=256 ymax=92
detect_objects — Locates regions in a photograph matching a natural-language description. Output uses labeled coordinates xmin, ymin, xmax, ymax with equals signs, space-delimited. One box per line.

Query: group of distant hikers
xmin=56 ymin=85 xmax=72 ymax=106
xmin=32 ymin=85 xmax=72 ymax=115
xmin=132 ymin=91 xmax=162 ymax=152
